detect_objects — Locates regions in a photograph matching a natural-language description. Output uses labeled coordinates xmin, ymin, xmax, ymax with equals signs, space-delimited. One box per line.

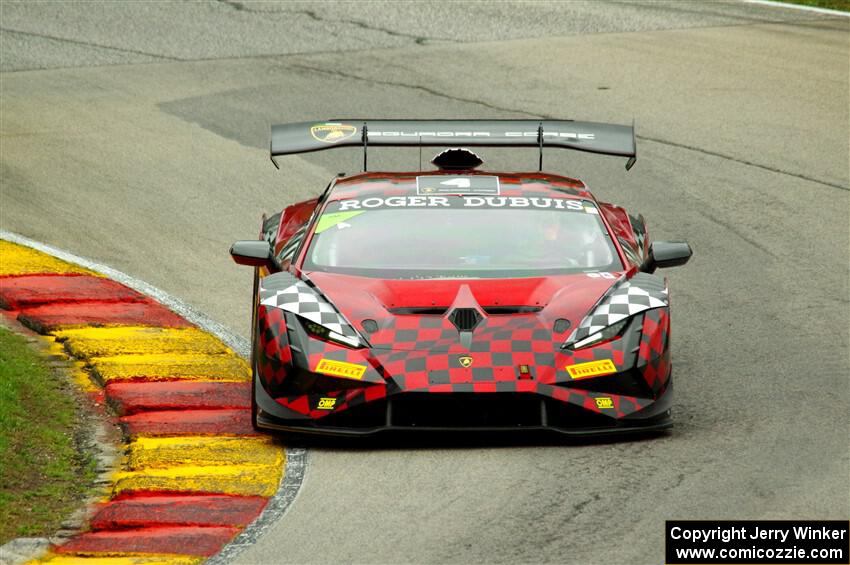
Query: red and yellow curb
xmin=0 ymin=240 xmax=284 ymax=563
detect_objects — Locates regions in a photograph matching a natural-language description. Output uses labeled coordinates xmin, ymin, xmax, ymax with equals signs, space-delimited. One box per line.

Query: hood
xmin=306 ymin=271 xmax=621 ymax=352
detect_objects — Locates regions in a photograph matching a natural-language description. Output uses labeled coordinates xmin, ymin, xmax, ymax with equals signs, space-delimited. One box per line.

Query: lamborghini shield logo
xmin=311 ymin=123 xmax=357 ymax=144
xmin=458 ymin=355 xmax=473 ymax=368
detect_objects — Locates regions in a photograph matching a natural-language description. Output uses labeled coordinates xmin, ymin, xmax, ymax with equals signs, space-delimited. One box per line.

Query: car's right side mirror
xmin=230 ymin=240 xmax=275 ymax=269
xmin=641 ymin=241 xmax=692 ymax=273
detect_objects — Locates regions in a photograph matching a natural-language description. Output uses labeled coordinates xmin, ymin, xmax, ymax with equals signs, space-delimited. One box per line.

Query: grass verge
xmin=0 ymin=327 xmax=95 ymax=543
xmin=774 ymin=0 xmax=850 ymax=11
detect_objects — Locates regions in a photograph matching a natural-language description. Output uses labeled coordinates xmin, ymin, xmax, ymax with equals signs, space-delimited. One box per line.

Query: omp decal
xmin=416 ymin=175 xmax=501 ymax=196
xmin=586 ymin=272 xmax=617 ymax=279
xmin=336 ymin=196 xmax=587 ymax=211
xmin=458 ymin=355 xmax=474 ymax=368
xmin=315 ymin=358 xmax=366 ymax=380
xmin=314 ymin=211 xmax=365 ymax=234
xmin=595 ymin=397 xmax=614 ymax=409
xmin=310 ymin=122 xmax=357 ymax=143
xmin=317 ymin=397 xmax=337 ymax=410
xmin=566 ymin=359 xmax=617 ymax=379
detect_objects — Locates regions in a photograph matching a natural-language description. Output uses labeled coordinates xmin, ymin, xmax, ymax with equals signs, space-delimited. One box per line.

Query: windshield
xmin=303 ymin=196 xmax=622 ymax=279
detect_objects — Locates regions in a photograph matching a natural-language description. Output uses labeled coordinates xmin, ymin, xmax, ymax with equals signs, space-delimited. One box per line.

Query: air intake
xmin=448 ymin=308 xmax=482 ymax=332
xmin=431 ymin=148 xmax=483 ymax=170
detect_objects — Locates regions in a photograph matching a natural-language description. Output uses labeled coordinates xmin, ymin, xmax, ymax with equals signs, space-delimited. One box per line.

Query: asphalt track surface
xmin=1 ymin=2 xmax=848 ymax=564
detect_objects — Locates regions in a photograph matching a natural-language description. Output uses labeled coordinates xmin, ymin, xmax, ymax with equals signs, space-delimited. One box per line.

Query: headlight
xmin=562 ymin=273 xmax=669 ymax=350
xmin=562 ymin=317 xmax=628 ymax=350
xmin=260 ymin=275 xmax=367 ymax=349
xmin=301 ymin=318 xmax=366 ymax=349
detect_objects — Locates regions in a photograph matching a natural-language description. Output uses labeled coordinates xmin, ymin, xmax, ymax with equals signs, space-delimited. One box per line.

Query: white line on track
xmin=0 ymin=229 xmax=308 ymax=564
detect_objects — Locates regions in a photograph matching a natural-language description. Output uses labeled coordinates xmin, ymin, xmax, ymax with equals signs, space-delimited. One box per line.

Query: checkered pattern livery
xmin=367 ymin=318 xmax=557 ymax=388
xmin=628 ymin=213 xmax=649 ymax=260
xmin=249 ymin=172 xmax=685 ymax=432
xmin=254 ymin=284 xmax=671 ymax=423
xmin=253 ymin=276 xmax=673 ymax=428
xmin=262 ymin=211 xmax=281 ymax=248
xmin=637 ymin=307 xmax=671 ymax=394
xmin=256 ymin=304 xmax=291 ymax=388
xmin=260 ymin=277 xmax=360 ymax=342
xmin=273 ymin=378 xmax=653 ymax=421
xmin=546 ymin=385 xmax=653 ymax=418
xmin=276 ymin=223 xmax=307 ymax=263
xmin=561 ymin=335 xmax=634 ymax=374
xmin=259 ymin=308 xmax=660 ymax=421
xmin=566 ymin=273 xmax=668 ymax=346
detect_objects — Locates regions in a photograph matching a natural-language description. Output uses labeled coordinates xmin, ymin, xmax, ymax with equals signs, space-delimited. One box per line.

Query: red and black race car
xmin=230 ymin=120 xmax=692 ymax=436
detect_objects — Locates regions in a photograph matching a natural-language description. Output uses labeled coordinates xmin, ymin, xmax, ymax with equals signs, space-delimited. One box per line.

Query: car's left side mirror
xmin=641 ymin=241 xmax=692 ymax=273
xmin=230 ymin=240 xmax=274 ymax=269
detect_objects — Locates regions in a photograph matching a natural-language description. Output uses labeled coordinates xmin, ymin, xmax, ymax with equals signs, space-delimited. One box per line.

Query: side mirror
xmin=230 ymin=240 xmax=274 ymax=268
xmin=642 ymin=241 xmax=692 ymax=273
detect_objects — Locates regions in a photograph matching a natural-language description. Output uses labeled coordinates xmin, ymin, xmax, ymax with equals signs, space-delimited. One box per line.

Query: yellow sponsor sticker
xmin=565 ymin=359 xmax=617 ymax=380
xmin=595 ymin=397 xmax=614 ymax=409
xmin=317 ymin=397 xmax=337 ymax=410
xmin=315 ymin=359 xmax=367 ymax=380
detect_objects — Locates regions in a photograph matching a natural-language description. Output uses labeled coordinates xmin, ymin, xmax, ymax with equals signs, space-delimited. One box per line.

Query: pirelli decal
xmin=565 ymin=359 xmax=617 ymax=380
xmin=315 ymin=359 xmax=367 ymax=380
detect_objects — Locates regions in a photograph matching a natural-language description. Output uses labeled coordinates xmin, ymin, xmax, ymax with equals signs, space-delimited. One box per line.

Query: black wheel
xmin=251 ymin=370 xmax=262 ymax=432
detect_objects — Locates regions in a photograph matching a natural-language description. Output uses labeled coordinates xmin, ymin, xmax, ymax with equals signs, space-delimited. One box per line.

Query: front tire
xmin=250 ymin=264 xmax=261 ymax=432
xmin=251 ymin=370 xmax=262 ymax=432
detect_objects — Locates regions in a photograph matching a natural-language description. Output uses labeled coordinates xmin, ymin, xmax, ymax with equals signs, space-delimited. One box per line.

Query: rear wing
xmin=270 ymin=119 xmax=637 ymax=170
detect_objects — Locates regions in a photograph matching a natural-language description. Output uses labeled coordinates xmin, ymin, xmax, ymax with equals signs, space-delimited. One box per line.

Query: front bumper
xmin=255 ymin=306 xmax=674 ymax=437
xmin=255 ymin=377 xmax=673 ymax=437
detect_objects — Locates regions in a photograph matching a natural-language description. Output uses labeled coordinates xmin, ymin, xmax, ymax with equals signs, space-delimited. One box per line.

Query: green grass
xmin=776 ymin=0 xmax=850 ymax=11
xmin=0 ymin=327 xmax=95 ymax=543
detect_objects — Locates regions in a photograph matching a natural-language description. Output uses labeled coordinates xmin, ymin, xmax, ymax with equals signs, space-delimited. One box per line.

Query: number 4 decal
xmin=440 ymin=178 xmax=471 ymax=188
